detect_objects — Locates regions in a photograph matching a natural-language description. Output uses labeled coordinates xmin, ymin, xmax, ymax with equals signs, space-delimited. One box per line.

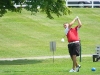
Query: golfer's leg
xmin=76 ymin=62 xmax=78 ymax=67
xmin=70 ymin=56 xmax=75 ymax=70
xmin=72 ymin=55 xmax=77 ymax=70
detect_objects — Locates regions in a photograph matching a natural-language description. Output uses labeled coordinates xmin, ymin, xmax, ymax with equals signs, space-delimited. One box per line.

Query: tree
xmin=0 ymin=0 xmax=71 ymax=18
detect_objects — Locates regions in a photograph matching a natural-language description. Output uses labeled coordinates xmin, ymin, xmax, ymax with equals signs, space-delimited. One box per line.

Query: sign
xmin=50 ymin=41 xmax=56 ymax=51
xmin=50 ymin=41 xmax=56 ymax=63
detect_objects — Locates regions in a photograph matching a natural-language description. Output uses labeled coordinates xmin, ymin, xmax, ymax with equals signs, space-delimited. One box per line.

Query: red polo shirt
xmin=66 ymin=26 xmax=79 ymax=42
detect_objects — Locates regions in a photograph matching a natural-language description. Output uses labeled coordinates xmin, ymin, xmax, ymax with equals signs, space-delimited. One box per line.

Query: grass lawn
xmin=0 ymin=8 xmax=100 ymax=58
xmin=0 ymin=8 xmax=100 ymax=75
xmin=0 ymin=57 xmax=100 ymax=75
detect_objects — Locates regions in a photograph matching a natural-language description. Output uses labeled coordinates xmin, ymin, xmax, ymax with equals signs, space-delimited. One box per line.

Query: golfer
xmin=63 ymin=16 xmax=82 ymax=72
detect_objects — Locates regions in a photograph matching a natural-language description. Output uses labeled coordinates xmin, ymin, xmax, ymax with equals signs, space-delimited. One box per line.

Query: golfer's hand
xmin=74 ymin=16 xmax=79 ymax=22
xmin=75 ymin=16 xmax=79 ymax=20
xmin=76 ymin=16 xmax=79 ymax=19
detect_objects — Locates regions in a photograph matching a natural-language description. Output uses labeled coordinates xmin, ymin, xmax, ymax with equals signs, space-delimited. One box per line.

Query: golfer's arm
xmin=69 ymin=18 xmax=77 ymax=28
xmin=77 ymin=18 xmax=82 ymax=28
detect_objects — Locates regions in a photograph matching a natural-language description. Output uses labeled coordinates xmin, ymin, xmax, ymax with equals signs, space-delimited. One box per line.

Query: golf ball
xmin=61 ymin=38 xmax=64 ymax=42
xmin=91 ymin=67 xmax=96 ymax=71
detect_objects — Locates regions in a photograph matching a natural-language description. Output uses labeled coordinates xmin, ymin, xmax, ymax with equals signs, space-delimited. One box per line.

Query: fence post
xmin=92 ymin=0 xmax=94 ymax=8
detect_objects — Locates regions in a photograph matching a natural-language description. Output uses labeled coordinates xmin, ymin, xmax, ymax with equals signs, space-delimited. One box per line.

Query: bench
xmin=92 ymin=45 xmax=100 ymax=62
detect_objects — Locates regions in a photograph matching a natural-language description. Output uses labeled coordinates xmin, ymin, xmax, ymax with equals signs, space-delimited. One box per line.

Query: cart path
xmin=0 ymin=54 xmax=92 ymax=61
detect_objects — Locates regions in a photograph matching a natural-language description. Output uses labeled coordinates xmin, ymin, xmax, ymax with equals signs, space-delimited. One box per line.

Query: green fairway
xmin=0 ymin=57 xmax=100 ymax=75
xmin=0 ymin=8 xmax=100 ymax=58
xmin=0 ymin=8 xmax=100 ymax=75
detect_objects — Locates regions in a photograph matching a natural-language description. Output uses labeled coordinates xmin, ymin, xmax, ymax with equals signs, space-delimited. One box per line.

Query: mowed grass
xmin=0 ymin=8 xmax=100 ymax=75
xmin=0 ymin=57 xmax=100 ymax=75
xmin=0 ymin=8 xmax=100 ymax=58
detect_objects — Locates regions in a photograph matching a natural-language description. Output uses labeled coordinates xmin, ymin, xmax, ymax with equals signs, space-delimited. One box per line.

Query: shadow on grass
xmin=0 ymin=59 xmax=42 ymax=65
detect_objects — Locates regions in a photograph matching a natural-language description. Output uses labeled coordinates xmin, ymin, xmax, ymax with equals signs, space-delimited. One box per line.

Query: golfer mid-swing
xmin=63 ymin=16 xmax=82 ymax=72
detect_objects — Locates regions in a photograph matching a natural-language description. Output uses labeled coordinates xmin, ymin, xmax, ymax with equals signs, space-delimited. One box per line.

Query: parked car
xmin=65 ymin=0 xmax=100 ymax=8
xmin=93 ymin=1 xmax=100 ymax=8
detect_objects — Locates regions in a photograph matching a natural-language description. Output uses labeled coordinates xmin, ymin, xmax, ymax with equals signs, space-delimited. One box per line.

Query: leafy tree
xmin=0 ymin=0 xmax=71 ymax=18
